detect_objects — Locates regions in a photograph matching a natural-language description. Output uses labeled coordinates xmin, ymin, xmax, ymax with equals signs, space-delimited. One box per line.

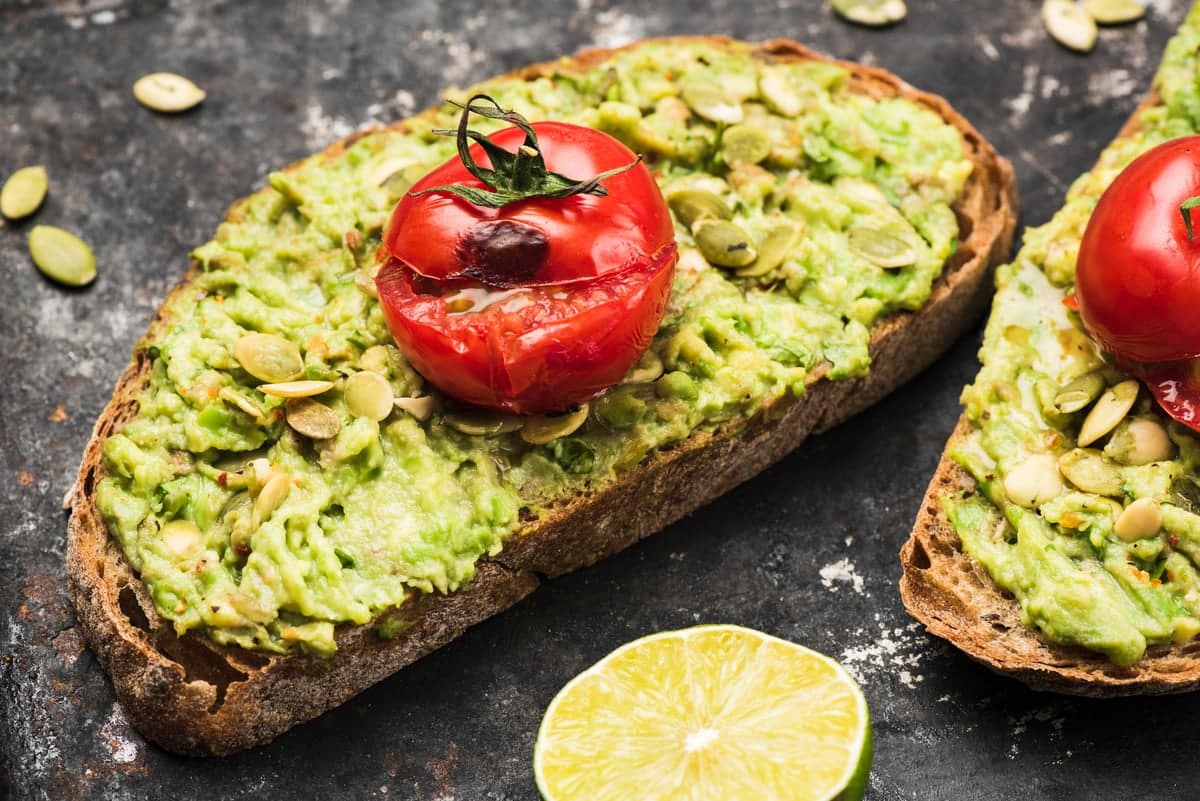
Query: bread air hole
xmin=117 ymin=583 xmax=256 ymax=714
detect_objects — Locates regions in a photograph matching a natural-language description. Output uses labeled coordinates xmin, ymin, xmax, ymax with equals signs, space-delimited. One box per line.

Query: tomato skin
xmin=1076 ymin=136 xmax=1200 ymax=364
xmin=377 ymin=120 xmax=677 ymax=414
xmin=375 ymin=247 xmax=675 ymax=414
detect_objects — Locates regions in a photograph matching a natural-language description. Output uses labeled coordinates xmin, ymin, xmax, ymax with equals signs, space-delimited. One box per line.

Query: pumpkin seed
xmin=258 ymin=379 xmax=333 ymax=399
xmin=759 ymin=68 xmax=803 ymax=118
xmin=234 ymin=333 xmax=304 ymax=383
xmin=285 ymin=397 xmax=341 ymax=440
xmin=27 ymin=225 xmax=96 ymax=286
xmin=520 ymin=404 xmax=590 ymax=445
xmin=1043 ymin=0 xmax=1098 ymax=52
xmin=161 ymin=519 xmax=203 ymax=558
xmin=444 ymin=410 xmax=523 ymax=437
xmin=721 ymin=124 xmax=771 ymax=166
xmin=1104 ymin=417 xmax=1174 ymax=465
xmin=252 ymin=472 xmax=291 ymax=529
xmin=1114 ymin=497 xmax=1163 ymax=542
xmin=1057 ymin=448 xmax=1124 ymax=497
xmin=1 ymin=166 xmax=48 ymax=220
xmin=359 ymin=344 xmax=398 ymax=375
xmin=1084 ymin=0 xmax=1145 ymax=24
xmin=847 ymin=227 xmax=915 ymax=269
xmin=218 ymin=386 xmax=265 ymax=420
xmin=1004 ymin=453 xmax=1064 ymax=508
xmin=355 ymin=266 xmax=380 ymax=299
xmin=1077 ymin=379 xmax=1139 ymax=446
xmin=832 ymin=0 xmax=907 ymax=26
xmin=736 ymin=223 xmax=800 ymax=278
xmin=1053 ymin=371 xmax=1107 ymax=414
xmin=132 ymin=72 xmax=206 ymax=114
xmin=666 ymin=188 xmax=731 ymax=230
xmin=133 ymin=72 xmax=206 ymax=113
xmin=344 ymin=370 xmax=394 ymax=421
xmin=694 ymin=219 xmax=757 ymax=268
xmin=681 ymin=81 xmax=744 ymax=125
xmin=623 ymin=349 xmax=664 ymax=384
xmin=394 ymin=395 xmax=436 ymax=421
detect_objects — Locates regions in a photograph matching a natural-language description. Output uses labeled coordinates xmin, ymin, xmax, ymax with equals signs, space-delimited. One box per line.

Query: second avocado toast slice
xmin=903 ymin=5 xmax=1200 ymax=694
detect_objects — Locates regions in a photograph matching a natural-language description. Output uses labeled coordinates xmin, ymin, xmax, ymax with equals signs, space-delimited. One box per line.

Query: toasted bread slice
xmin=67 ymin=37 xmax=1016 ymax=755
xmin=901 ymin=84 xmax=1200 ymax=696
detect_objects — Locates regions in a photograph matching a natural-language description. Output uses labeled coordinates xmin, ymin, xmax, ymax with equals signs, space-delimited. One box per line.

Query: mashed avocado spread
xmin=947 ymin=8 xmax=1200 ymax=666
xmin=97 ymin=41 xmax=970 ymax=654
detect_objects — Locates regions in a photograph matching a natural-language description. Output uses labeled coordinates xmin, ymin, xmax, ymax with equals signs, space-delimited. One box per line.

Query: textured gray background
xmin=2 ymin=0 xmax=1197 ymax=799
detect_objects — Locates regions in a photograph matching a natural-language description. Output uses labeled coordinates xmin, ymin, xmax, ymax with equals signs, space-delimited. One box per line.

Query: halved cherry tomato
xmin=376 ymin=97 xmax=676 ymax=415
xmin=1076 ymin=135 xmax=1200 ymax=430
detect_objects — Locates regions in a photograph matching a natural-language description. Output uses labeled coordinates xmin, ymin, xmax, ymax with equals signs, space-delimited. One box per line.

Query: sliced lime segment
xmin=534 ymin=624 xmax=872 ymax=801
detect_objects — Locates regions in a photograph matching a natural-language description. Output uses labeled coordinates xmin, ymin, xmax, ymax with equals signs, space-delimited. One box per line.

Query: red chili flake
xmin=1170 ymin=534 xmax=1180 ymax=547
xmin=235 ymin=542 xmax=251 ymax=557
xmin=218 ymin=472 xmax=228 ymax=487
xmin=274 ymin=408 xmax=285 ymax=422
xmin=1062 ymin=293 xmax=1079 ymax=311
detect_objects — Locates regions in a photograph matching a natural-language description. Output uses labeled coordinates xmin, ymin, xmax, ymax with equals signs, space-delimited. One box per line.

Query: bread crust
xmin=66 ymin=37 xmax=1017 ymax=754
xmin=900 ymin=89 xmax=1200 ymax=696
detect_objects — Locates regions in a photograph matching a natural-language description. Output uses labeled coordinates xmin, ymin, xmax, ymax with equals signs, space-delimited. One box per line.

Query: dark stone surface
xmin=1 ymin=0 xmax=1196 ymax=798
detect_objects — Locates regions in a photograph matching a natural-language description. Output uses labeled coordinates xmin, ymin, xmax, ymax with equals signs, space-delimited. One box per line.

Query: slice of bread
xmin=66 ymin=37 xmax=1017 ymax=755
xmin=901 ymin=88 xmax=1200 ymax=696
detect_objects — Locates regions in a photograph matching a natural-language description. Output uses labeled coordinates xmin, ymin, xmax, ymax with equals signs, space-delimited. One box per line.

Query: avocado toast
xmin=68 ymin=37 xmax=1016 ymax=754
xmin=902 ymin=6 xmax=1200 ymax=695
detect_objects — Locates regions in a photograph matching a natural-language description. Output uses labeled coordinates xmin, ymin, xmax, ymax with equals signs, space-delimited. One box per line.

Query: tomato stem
xmin=1181 ymin=195 xmax=1200 ymax=241
xmin=411 ymin=94 xmax=641 ymax=209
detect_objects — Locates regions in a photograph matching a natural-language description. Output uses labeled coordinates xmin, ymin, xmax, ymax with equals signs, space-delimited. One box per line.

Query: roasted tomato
xmin=376 ymin=95 xmax=676 ymax=415
xmin=1076 ymin=135 xmax=1200 ymax=429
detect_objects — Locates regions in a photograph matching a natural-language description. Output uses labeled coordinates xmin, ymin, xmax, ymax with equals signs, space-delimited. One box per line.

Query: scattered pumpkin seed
xmin=355 ymin=266 xmax=380 ymax=299
xmin=832 ymin=0 xmax=907 ymax=27
xmin=847 ymin=227 xmax=915 ymax=269
xmin=444 ymin=410 xmax=523 ymax=437
xmin=1114 ymin=497 xmax=1163 ymax=541
xmin=758 ymin=68 xmax=803 ymax=117
xmin=1053 ymin=371 xmax=1107 ymax=414
xmin=1043 ymin=0 xmax=1098 ymax=52
xmin=132 ymin=72 xmax=206 ymax=113
xmin=394 ymin=395 xmax=436 ymax=421
xmin=520 ymin=404 xmax=590 ymax=445
xmin=666 ymin=187 xmax=732 ymax=230
xmin=681 ymin=81 xmax=744 ymax=125
xmin=218 ymin=386 xmax=265 ymax=420
xmin=623 ymin=349 xmax=665 ymax=384
xmin=1084 ymin=0 xmax=1145 ymax=24
xmin=1104 ymin=417 xmax=1174 ymax=465
xmin=27 ymin=225 xmax=96 ymax=286
xmin=285 ymin=397 xmax=341 ymax=440
xmin=359 ymin=344 xmax=397 ymax=376
xmin=1077 ymin=379 xmax=1139 ymax=446
xmin=161 ymin=519 xmax=203 ymax=558
xmin=721 ymin=124 xmax=771 ymax=166
xmin=1057 ymin=448 xmax=1124 ymax=497
xmin=234 ymin=333 xmax=304 ymax=383
xmin=258 ymin=379 xmax=334 ymax=399
xmin=736 ymin=223 xmax=800 ymax=278
xmin=1004 ymin=453 xmax=1064 ymax=508
xmin=694 ymin=219 xmax=757 ymax=268
xmin=252 ymin=472 xmax=291 ymax=529
xmin=1 ymin=166 xmax=48 ymax=220
xmin=344 ymin=371 xmax=394 ymax=421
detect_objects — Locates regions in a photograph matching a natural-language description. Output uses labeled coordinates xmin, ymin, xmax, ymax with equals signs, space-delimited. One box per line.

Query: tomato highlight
xmin=376 ymin=96 xmax=676 ymax=415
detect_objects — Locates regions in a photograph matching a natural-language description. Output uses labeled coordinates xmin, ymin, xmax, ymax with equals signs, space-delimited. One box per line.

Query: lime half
xmin=534 ymin=624 xmax=872 ymax=801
